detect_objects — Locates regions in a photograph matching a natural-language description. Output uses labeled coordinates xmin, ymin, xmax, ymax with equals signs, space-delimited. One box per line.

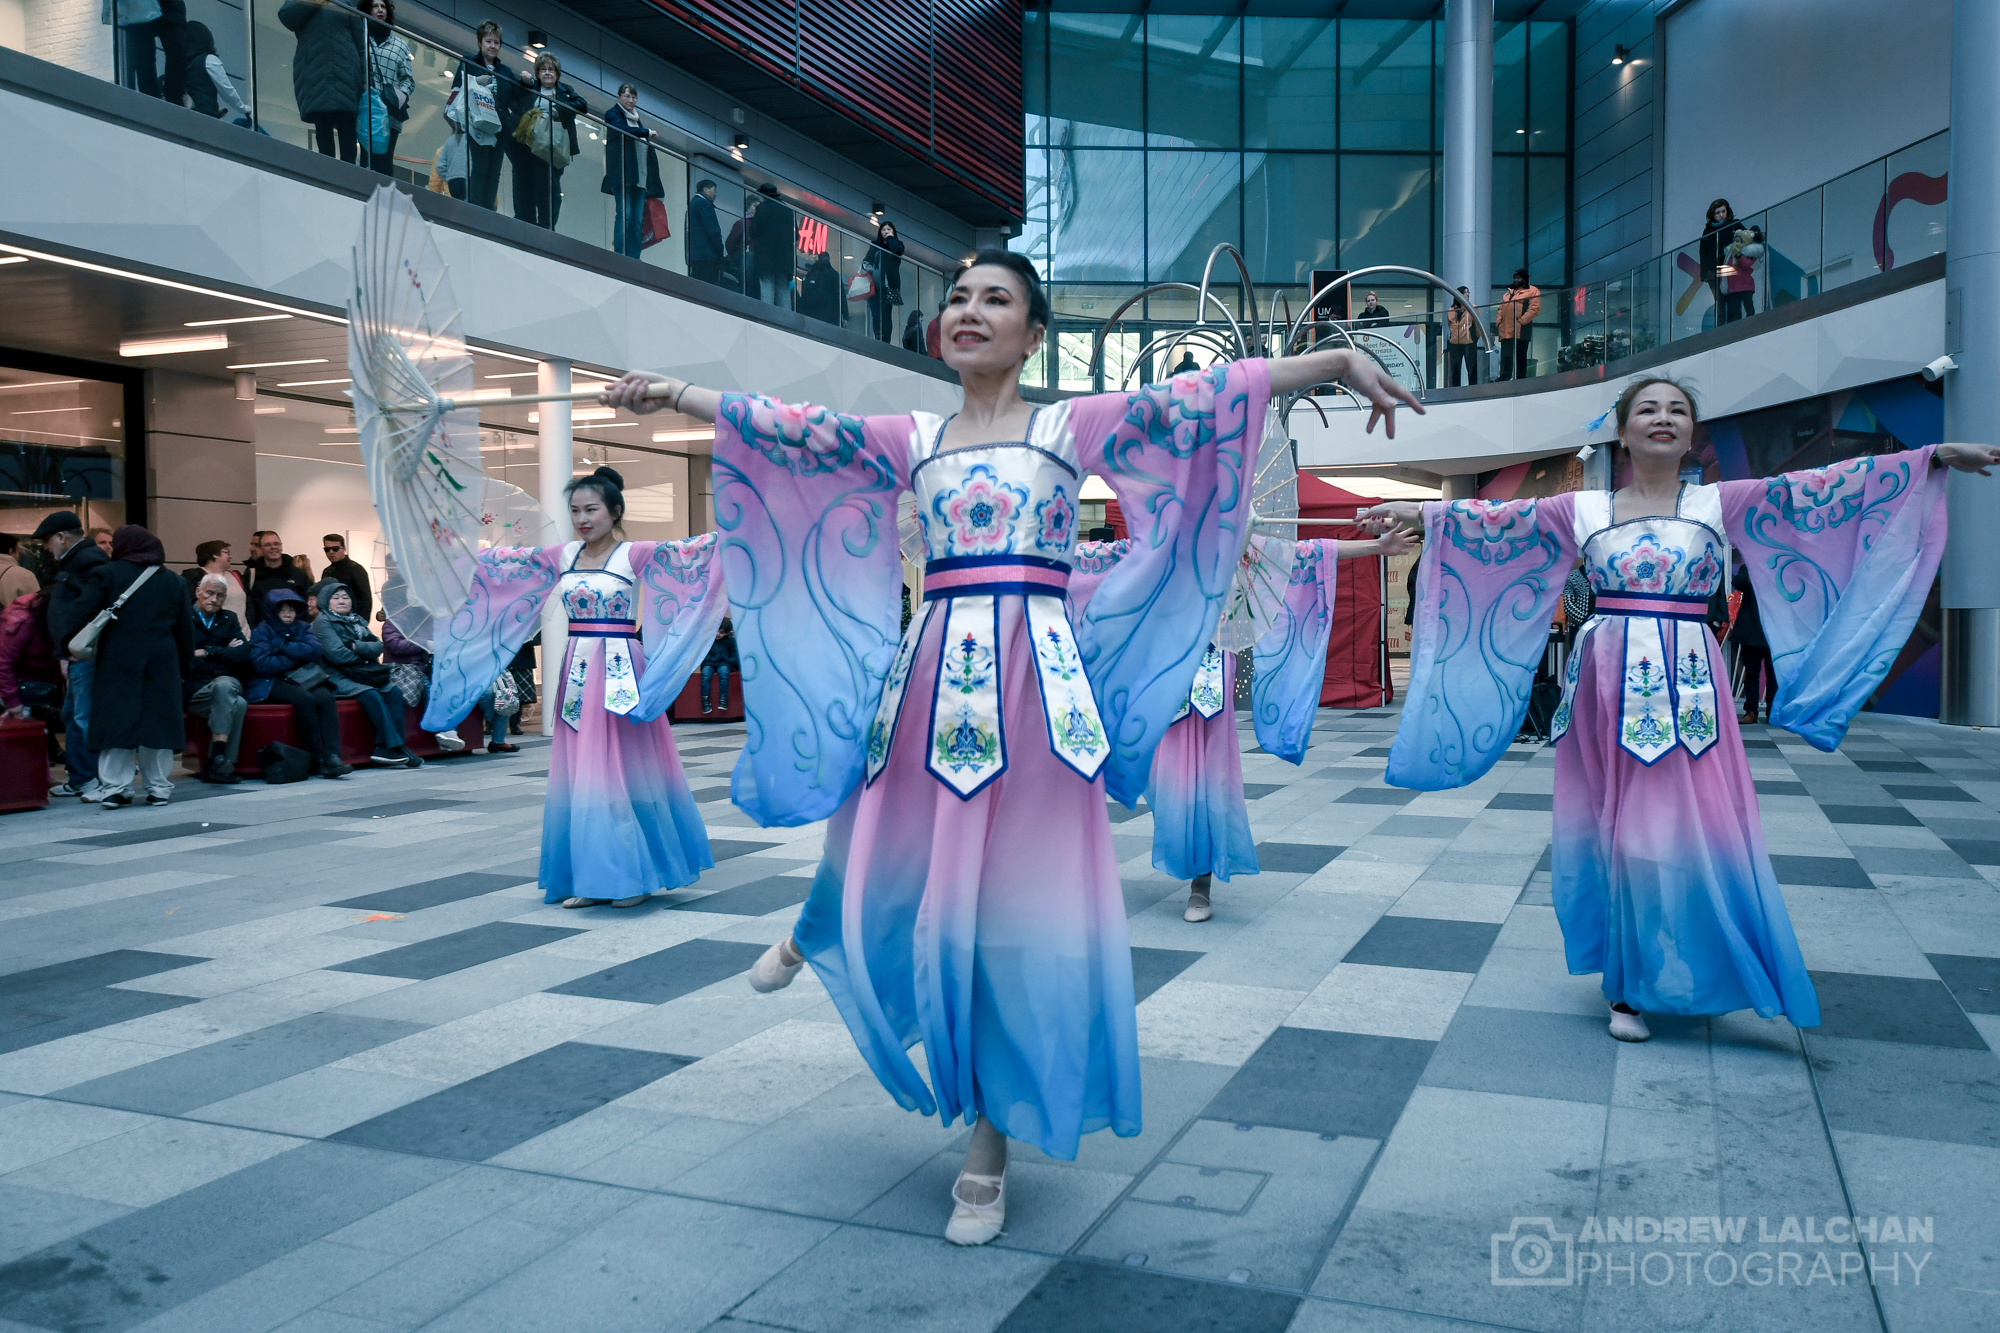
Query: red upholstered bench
xmin=185 ymin=701 xmax=376 ymax=776
xmin=668 ymin=672 xmax=743 ymax=723
xmin=0 ymin=717 xmax=50 ymax=813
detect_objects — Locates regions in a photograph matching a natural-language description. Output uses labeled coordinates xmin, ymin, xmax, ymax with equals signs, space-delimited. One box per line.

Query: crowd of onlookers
xmin=0 ymin=517 xmax=530 ymax=809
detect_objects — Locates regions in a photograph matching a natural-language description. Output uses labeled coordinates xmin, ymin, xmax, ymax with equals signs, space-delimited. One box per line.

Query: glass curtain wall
xmin=1016 ymin=10 xmax=1571 ymax=389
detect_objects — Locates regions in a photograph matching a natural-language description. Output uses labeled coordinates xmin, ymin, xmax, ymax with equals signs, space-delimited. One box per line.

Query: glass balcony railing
xmin=20 ymin=0 xmax=953 ymax=353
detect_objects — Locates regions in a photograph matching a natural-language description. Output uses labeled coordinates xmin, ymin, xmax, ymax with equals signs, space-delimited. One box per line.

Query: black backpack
xmin=257 ymin=741 xmax=313 ymax=784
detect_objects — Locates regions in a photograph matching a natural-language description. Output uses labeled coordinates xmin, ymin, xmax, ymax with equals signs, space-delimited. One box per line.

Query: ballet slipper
xmin=944 ymin=1171 xmax=1006 ymax=1246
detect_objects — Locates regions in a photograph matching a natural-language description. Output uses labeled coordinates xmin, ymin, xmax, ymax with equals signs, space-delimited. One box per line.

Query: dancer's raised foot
xmin=1183 ymin=873 xmax=1212 ymax=923
xmin=944 ymin=1172 xmax=1006 ymax=1246
xmin=749 ymin=936 xmax=804 ymax=992
xmin=1608 ymin=1003 xmax=1651 ymax=1042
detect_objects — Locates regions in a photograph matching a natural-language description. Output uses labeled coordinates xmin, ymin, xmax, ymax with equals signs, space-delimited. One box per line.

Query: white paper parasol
xmin=376 ymin=476 xmax=552 ymax=652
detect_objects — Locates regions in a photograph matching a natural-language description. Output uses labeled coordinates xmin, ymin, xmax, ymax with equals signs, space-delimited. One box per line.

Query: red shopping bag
xmin=641 ymin=198 xmax=670 ymax=249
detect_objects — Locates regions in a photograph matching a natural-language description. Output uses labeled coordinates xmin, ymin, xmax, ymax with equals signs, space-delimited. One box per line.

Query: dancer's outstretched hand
xmin=1340 ymin=354 xmax=1425 ymax=438
xmin=1373 ymin=525 xmax=1416 ymax=557
xmin=1358 ymin=501 xmax=1423 ymax=533
xmin=1936 ymin=443 xmax=2000 ymax=475
xmin=599 ymin=371 xmax=671 ymax=416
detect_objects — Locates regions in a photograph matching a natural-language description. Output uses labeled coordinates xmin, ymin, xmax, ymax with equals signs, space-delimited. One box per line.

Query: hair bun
xmin=591 ymin=465 xmax=626 ymax=490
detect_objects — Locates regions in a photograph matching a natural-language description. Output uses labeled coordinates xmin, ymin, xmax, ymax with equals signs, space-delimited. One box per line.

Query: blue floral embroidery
xmin=935 ymin=712 xmax=999 ymax=773
xmin=1033 ymin=487 xmax=1076 ymax=553
xmin=1072 ymin=539 xmax=1129 ymax=574
xmin=943 ymin=630 xmax=995 ymax=696
xmin=1441 ymin=499 xmax=1546 ymax=566
xmin=721 ymin=394 xmax=866 ymax=476
xmin=930 ymin=464 xmax=1030 ymax=556
xmin=1054 ymin=701 xmax=1105 ymax=754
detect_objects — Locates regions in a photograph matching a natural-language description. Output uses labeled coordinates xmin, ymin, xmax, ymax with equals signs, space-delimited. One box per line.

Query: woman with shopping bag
xmin=449 ymin=20 xmax=530 ymax=210
xmin=511 ymin=52 xmax=589 ymax=229
xmin=361 ymin=0 xmax=413 ymax=177
xmin=601 ymin=83 xmax=665 ymax=259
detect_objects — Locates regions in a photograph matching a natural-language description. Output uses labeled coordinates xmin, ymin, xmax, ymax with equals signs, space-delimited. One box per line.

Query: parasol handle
xmin=433 ymin=384 xmax=674 ymax=411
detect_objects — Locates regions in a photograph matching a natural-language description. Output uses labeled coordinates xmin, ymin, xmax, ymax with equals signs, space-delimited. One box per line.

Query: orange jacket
xmin=1496 ymin=285 xmax=1541 ymax=338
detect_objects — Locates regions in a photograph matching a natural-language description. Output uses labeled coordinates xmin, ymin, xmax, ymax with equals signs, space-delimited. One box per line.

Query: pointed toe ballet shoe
xmin=1608 ymin=1005 xmax=1651 ymax=1042
xmin=944 ymin=1171 xmax=1006 ymax=1246
xmin=561 ymin=897 xmax=612 ymax=909
xmin=749 ymin=941 xmax=804 ymax=993
xmin=1183 ymin=891 xmax=1211 ymax=923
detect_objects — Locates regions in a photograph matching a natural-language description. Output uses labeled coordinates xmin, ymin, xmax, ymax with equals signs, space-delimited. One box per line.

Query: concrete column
xmin=1442 ymin=0 xmax=1493 ymax=308
xmin=537 ymin=359 xmax=573 ymax=738
xmin=1942 ymin=0 xmax=2000 ymax=726
xmin=1440 ymin=474 xmax=1479 ymax=501
xmin=145 ymin=371 xmax=256 ymax=565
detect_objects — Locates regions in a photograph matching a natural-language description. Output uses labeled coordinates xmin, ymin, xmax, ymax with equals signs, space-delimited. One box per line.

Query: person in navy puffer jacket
xmin=249 ymin=588 xmax=351 ymax=778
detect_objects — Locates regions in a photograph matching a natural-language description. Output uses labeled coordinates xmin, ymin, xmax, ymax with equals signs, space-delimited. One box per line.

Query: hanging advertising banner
xmin=1310 ymin=270 xmax=1350 ymax=324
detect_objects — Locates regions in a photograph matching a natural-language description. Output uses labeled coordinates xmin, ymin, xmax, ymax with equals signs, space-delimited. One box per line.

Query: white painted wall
xmin=1292 ymin=278 xmax=1945 ymax=475
xmin=1662 ymin=0 xmax=1951 ymax=239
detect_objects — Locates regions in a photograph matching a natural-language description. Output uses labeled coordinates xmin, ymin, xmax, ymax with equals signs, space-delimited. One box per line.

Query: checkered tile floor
xmin=1 ymin=708 xmax=1997 ymax=1333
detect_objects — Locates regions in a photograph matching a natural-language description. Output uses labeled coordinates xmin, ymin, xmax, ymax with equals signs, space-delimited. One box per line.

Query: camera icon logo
xmin=1491 ymin=1218 xmax=1576 ymax=1286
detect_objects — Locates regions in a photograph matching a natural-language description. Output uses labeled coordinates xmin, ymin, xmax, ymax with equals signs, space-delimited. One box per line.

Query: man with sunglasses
xmin=319 ymin=534 xmax=373 ymax=621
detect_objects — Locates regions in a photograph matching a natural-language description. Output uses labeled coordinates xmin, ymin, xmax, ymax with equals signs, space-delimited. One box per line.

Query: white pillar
xmin=1942 ymin=0 xmax=2000 ymax=726
xmin=537 ymin=359 xmax=572 ymax=737
xmin=1442 ymin=0 xmax=1493 ymax=309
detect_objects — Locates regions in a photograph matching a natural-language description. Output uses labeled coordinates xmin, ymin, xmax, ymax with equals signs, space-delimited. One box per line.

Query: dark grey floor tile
xmin=1486 ymin=792 xmax=1554 ymax=811
xmin=0 ymin=987 xmax=202 ymax=1055
xmin=1 ymin=950 xmax=210 ymax=999
xmin=691 ymin=786 xmax=734 ymax=802
xmin=1808 ymin=971 xmax=1989 ymax=1048
xmin=1534 ymin=846 xmax=1553 ymax=873
xmin=1371 ymin=815 xmax=1471 ymax=839
xmin=1946 ymin=839 xmax=2000 ymax=867
xmin=0 ymin=1141 xmax=456 ymax=1333
xmin=327 ymin=872 xmax=530 ymax=915
xmin=1419 ymin=1006 xmax=1616 ymax=1104
xmin=1740 ymin=739 xmax=1780 ymax=751
xmin=549 ymin=938 xmax=769 ymax=1005
xmin=323 ymin=798 xmax=481 ymax=819
xmin=328 ymin=923 xmax=584 ymax=981
xmin=1240 ymin=784 xmax=1284 ymax=800
xmin=676 ymin=745 xmax=738 ymax=757
xmin=332 ymin=1041 xmax=692 ymax=1161
xmin=1205 ymin=1027 xmax=1434 ymax=1139
xmin=1767 ymin=854 xmax=1873 ymax=889
xmin=518 ymin=768 xmax=550 ymax=778
xmin=1888 ymin=783 xmax=1975 ymax=802
xmin=1354 ymin=746 xmax=1394 ymax=758
xmin=707 ymin=839 xmax=785 ymax=860
xmin=54 ymin=819 xmax=257 ymax=849
xmin=54 ymin=1012 xmax=424 ymax=1115
xmin=1343 ymin=917 xmax=1500 ymax=974
xmin=1853 ymin=759 xmax=1932 ymax=773
xmin=1334 ymin=788 xmax=1416 ymax=806
xmin=1804 ymin=1035 xmax=2000 ymax=1149
xmin=1107 ymin=800 xmax=1151 ymax=825
xmin=996 ymin=1259 xmax=1297 ymax=1333
xmin=671 ymin=877 xmax=813 ymax=917
xmin=1819 ymin=804 xmax=1922 ymax=827
xmin=1851 ymin=845 xmax=1980 ymax=879
xmin=1753 ymin=780 xmax=1808 ymax=797
xmin=1927 ymin=954 xmax=2000 ymax=1016
xmin=1131 ymin=947 xmax=1203 ymax=1004
xmin=1254 ymin=843 xmax=1344 ymax=874
xmin=1493 ymin=751 xmax=1533 ymax=762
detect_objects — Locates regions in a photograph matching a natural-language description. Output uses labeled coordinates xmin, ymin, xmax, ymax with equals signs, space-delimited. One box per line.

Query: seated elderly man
xmin=187 ymin=573 xmax=253 ymax=783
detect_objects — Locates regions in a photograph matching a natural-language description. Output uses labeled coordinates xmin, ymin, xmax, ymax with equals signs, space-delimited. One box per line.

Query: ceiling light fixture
xmin=324 ymin=426 xmax=358 ymax=434
xmin=731 ymin=132 xmax=748 ymax=157
xmin=1612 ymin=45 xmax=1628 ymax=65
xmin=253 ymin=405 xmax=286 ymax=415
xmin=457 ymin=387 xmax=514 ymax=402
xmin=225 ymin=358 xmax=327 ymax=370
xmin=529 ymin=406 xmax=615 ymax=423
xmin=0 ymin=378 xmax=84 ymax=391
xmin=651 ymin=428 xmax=715 ymax=443
xmin=0 ymin=256 xmax=26 ymax=266
xmin=484 ymin=371 xmax=539 ymax=379
xmin=187 ymin=314 xmax=294 ymax=327
xmin=526 ymin=29 xmax=548 ymax=48
xmin=277 ymin=377 xmax=352 ymax=387
xmin=119 ymin=333 xmax=230 ymax=357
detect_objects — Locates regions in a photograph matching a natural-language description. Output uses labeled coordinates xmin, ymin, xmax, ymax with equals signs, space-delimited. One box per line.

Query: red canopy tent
xmin=1103 ymin=472 xmax=1388 ymax=708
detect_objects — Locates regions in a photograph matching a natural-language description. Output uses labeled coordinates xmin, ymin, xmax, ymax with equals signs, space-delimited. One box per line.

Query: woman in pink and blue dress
xmin=1364 ymin=375 xmax=1999 ymax=1043
xmin=600 ymin=249 xmax=1420 ymax=1246
xmin=420 ymin=466 xmax=726 ymax=909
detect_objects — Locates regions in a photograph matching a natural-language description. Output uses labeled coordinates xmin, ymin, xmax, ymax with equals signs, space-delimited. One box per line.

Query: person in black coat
xmin=865 ymin=220 xmax=904 ymax=343
xmin=750 ymin=182 xmax=793 ymax=309
xmin=243 ymin=530 xmax=312 ymax=626
xmin=1729 ymin=560 xmax=1773 ymax=725
xmin=318 ymin=533 xmax=373 ymax=620
xmin=513 ymin=52 xmax=589 ymax=230
xmin=602 ymin=85 xmax=666 ymax=259
xmin=1699 ymin=199 xmax=1763 ymax=327
xmin=686 ymin=179 xmax=725 ymax=283
xmin=451 ymin=21 xmax=532 ymax=212
xmin=36 ymin=511 xmax=109 ymax=797
xmin=278 ymin=0 xmax=367 ymax=163
xmin=186 ymin=574 xmax=252 ymax=782
xmin=68 ymin=527 xmax=193 ymax=807
xmin=798 ymin=252 xmax=842 ymax=325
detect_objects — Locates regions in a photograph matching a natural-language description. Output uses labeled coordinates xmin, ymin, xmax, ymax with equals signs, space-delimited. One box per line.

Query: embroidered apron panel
xmin=1618 ymin=617 xmax=1678 ymax=764
xmin=1026 ymin=593 xmax=1108 ymax=781
xmin=561 ymin=643 xmax=590 ymax=730
xmin=866 ymin=600 xmax=934 ymax=784
xmin=926 ymin=596 xmax=1006 ymax=798
xmin=1670 ymin=621 xmax=1720 ymax=756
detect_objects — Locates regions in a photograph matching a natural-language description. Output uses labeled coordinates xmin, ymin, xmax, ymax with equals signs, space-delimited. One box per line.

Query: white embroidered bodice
xmin=905 ymin=404 xmax=1081 ymax=561
xmin=1572 ymin=487 xmax=1728 ymax=599
xmin=556 ymin=541 xmax=642 ymax=724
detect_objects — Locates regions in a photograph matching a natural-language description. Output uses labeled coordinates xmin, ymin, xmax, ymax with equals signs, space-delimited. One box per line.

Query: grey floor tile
xmin=327 ymin=923 xmax=584 ymax=981
xmin=707 ymin=839 xmax=787 ymax=860
xmin=1820 ymin=803 xmax=1922 ymax=827
xmin=1254 ymin=844 xmax=1345 ymax=874
xmin=732 ymin=1224 xmax=1055 ymax=1333
xmin=52 ymin=1013 xmax=424 ymax=1116
xmin=1485 ymin=792 xmax=1553 ymax=811
xmin=1850 ymin=844 xmax=1980 ymax=879
xmin=1767 ymin=854 xmax=1874 ymax=889
xmin=1334 ymin=789 xmax=1417 ymax=807
xmin=853 ymin=1150 xmax=1129 ymax=1255
xmin=1927 ymin=953 xmax=2000 ymax=1015
xmin=996 ymin=1259 xmax=1299 ymax=1333
xmin=1754 ymin=780 xmax=1809 ymax=796
xmin=0 ymin=1141 xmax=458 ymax=1333
xmin=1 ymin=950 xmax=210 ymax=1003
xmin=1808 ymin=970 xmax=1989 ymax=1048
xmin=0 ymin=1183 xmax=131 ymax=1267
xmin=1204 ymin=1027 xmax=1434 ymax=1139
xmin=1853 ymin=759 xmax=1932 ymax=773
xmin=549 ymin=938 xmax=770 ymax=1005
xmin=1342 ymin=917 xmax=1501 ymax=974
xmin=331 ymin=1041 xmax=692 ymax=1161
xmin=1131 ymin=947 xmax=1203 ymax=1005
xmin=1370 ymin=816 xmax=1471 ymax=840
xmin=1805 ymin=1034 xmax=2000 ymax=1149
xmin=54 ymin=819 xmax=257 ymax=849
xmin=671 ymin=877 xmax=814 ymax=917
xmin=1947 ymin=838 xmax=2000 ymax=866
xmin=1829 ymin=1128 xmax=2000 ymax=1333
xmin=1888 ymin=783 xmax=1975 ymax=802
xmin=1419 ymin=1005 xmax=1617 ymax=1104
xmin=325 ymin=872 xmax=530 ymax=915
xmin=1106 ymin=800 xmax=1151 ymax=825
xmin=1078 ymin=1120 xmax=1377 ymax=1290
xmin=321 ymin=798 xmax=483 ymax=820
xmin=1013 ymin=1057 xmax=1235 ymax=1178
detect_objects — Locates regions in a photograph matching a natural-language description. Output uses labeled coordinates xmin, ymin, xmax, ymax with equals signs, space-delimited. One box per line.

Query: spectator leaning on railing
xmin=1495 ymin=269 xmax=1540 ymax=382
xmin=751 ymin=182 xmax=794 ymax=309
xmin=866 ymin=220 xmax=905 ymax=344
xmin=362 ymin=0 xmax=414 ymax=178
xmin=513 ymin=53 xmax=589 ymax=230
xmin=70 ymin=526 xmax=193 ymax=809
xmin=181 ymin=21 xmax=253 ymax=125
xmin=684 ymin=178 xmax=724 ymax=281
xmin=186 ymin=573 xmax=251 ymax=783
xmin=449 ymin=21 xmax=532 ymax=212
xmin=1445 ymin=287 xmax=1480 ymax=387
xmin=278 ymin=0 xmax=368 ymax=165
xmin=604 ymin=86 xmax=667 ymax=261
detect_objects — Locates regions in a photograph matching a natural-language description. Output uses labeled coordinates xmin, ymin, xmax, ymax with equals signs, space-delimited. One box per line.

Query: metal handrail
xmin=1286 ymin=265 xmax=1490 ymax=354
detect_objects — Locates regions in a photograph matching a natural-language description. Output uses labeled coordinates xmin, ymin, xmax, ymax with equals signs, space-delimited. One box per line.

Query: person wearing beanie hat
xmin=311 ymin=580 xmax=418 ymax=766
xmin=38 ymin=511 xmax=109 ymax=799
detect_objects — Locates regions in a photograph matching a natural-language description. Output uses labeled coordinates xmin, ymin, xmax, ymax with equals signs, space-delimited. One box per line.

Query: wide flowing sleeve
xmin=1067 ymin=359 xmax=1266 ymax=806
xmin=631 ymin=533 xmax=728 ymax=721
xmin=1065 ymin=537 xmax=1131 ymax=618
xmin=712 ymin=393 xmax=914 ymax=826
xmin=1251 ymin=538 xmax=1335 ymax=766
xmin=1721 ymin=446 xmax=1948 ymax=751
xmin=422 ymin=544 xmax=561 ymax=730
xmin=1387 ymin=494 xmax=1577 ymax=790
